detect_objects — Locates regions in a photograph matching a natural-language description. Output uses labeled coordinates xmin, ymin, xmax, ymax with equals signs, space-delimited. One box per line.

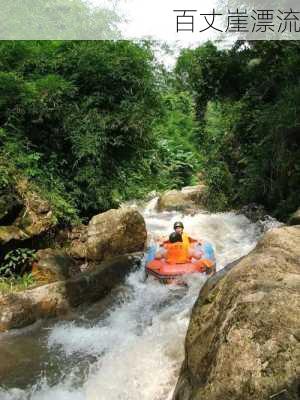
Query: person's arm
xmin=188 ymin=246 xmax=203 ymax=259
xmin=155 ymin=235 xmax=168 ymax=246
xmin=155 ymin=244 xmax=167 ymax=259
xmin=188 ymin=236 xmax=203 ymax=245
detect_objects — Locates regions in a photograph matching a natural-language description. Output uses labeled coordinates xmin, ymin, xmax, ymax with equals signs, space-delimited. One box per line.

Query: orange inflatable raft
xmin=146 ymin=258 xmax=215 ymax=283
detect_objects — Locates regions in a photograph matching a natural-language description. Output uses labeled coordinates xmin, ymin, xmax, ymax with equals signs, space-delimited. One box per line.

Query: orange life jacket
xmin=164 ymin=242 xmax=189 ymax=264
xmin=182 ymin=232 xmax=191 ymax=253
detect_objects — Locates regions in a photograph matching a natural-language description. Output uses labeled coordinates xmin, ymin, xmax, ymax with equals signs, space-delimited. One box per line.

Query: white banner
xmin=0 ymin=0 xmax=299 ymax=40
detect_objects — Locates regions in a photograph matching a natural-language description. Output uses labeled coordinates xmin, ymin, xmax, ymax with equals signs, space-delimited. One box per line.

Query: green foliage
xmin=0 ymin=72 xmax=25 ymax=115
xmin=0 ymin=161 xmax=10 ymax=191
xmin=103 ymin=91 xmax=202 ymax=202
xmin=0 ymin=40 xmax=205 ymax=224
xmin=176 ymin=41 xmax=300 ymax=220
xmin=0 ymin=248 xmax=36 ymax=277
xmin=152 ymin=91 xmax=201 ymax=188
xmin=0 ymin=128 xmax=78 ymax=223
xmin=0 ymin=273 xmax=36 ymax=294
xmin=175 ymin=42 xmax=245 ymax=121
xmin=0 ymin=41 xmax=166 ymax=221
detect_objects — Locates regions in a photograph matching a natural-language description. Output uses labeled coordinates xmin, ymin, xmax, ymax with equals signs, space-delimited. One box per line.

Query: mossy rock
xmin=0 ymin=225 xmax=29 ymax=245
xmin=31 ymin=249 xmax=77 ymax=284
xmin=0 ymin=178 xmax=57 ymax=246
xmin=0 ymin=193 xmax=23 ymax=226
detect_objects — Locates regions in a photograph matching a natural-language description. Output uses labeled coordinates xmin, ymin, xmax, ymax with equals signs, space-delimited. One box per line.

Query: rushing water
xmin=0 ymin=199 xmax=281 ymax=400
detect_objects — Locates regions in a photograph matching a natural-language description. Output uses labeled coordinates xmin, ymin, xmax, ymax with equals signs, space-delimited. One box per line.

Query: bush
xmin=0 ymin=248 xmax=36 ymax=277
xmin=175 ymin=41 xmax=300 ymax=220
xmin=0 ymin=41 xmax=164 ymax=220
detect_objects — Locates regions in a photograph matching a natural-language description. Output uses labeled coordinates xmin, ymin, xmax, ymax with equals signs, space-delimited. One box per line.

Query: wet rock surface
xmin=173 ymin=225 xmax=300 ymax=400
xmin=0 ymin=179 xmax=56 ymax=246
xmin=0 ymin=203 xmax=147 ymax=332
xmin=31 ymin=248 xmax=78 ymax=284
xmin=86 ymin=207 xmax=147 ymax=261
xmin=239 ymin=203 xmax=268 ymax=223
xmin=0 ymin=254 xmax=141 ymax=332
xmin=289 ymin=207 xmax=300 ymax=226
xmin=63 ymin=224 xmax=88 ymax=259
xmin=157 ymin=185 xmax=207 ymax=212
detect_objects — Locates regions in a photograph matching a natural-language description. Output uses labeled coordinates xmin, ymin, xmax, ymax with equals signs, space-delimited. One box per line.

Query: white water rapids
xmin=0 ymin=199 xmax=281 ymax=400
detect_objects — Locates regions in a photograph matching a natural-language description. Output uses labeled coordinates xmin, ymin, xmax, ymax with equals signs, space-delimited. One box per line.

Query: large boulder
xmin=289 ymin=207 xmax=300 ymax=226
xmin=31 ymin=249 xmax=78 ymax=284
xmin=64 ymin=224 xmax=88 ymax=259
xmin=173 ymin=225 xmax=300 ymax=400
xmin=86 ymin=207 xmax=147 ymax=261
xmin=0 ymin=178 xmax=56 ymax=245
xmin=0 ymin=254 xmax=141 ymax=332
xmin=157 ymin=185 xmax=207 ymax=212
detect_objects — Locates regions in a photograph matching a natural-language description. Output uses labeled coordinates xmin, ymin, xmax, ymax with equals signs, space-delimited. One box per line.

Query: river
xmin=0 ymin=199 xmax=280 ymax=400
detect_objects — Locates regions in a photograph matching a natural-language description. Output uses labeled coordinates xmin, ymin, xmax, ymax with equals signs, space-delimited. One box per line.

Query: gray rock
xmin=173 ymin=225 xmax=300 ymax=400
xmin=86 ymin=207 xmax=147 ymax=261
xmin=289 ymin=207 xmax=300 ymax=226
xmin=157 ymin=185 xmax=207 ymax=212
xmin=0 ymin=255 xmax=141 ymax=332
xmin=0 ymin=178 xmax=57 ymax=245
xmin=32 ymin=249 xmax=77 ymax=283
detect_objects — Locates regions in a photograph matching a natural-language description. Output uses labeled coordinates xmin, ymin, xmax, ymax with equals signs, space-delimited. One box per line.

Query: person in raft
xmin=155 ymin=232 xmax=201 ymax=263
xmin=155 ymin=221 xmax=201 ymax=256
xmin=155 ymin=222 xmax=216 ymax=275
xmin=173 ymin=221 xmax=201 ymax=249
xmin=156 ymin=221 xmax=199 ymax=245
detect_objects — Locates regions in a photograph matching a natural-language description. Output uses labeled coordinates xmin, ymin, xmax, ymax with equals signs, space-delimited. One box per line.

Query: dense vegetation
xmin=0 ymin=41 xmax=199 ymax=223
xmin=176 ymin=41 xmax=300 ymax=219
xmin=0 ymin=40 xmax=299 ymax=227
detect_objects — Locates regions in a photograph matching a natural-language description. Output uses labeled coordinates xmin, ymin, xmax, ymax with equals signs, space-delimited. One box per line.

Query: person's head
xmin=173 ymin=221 xmax=184 ymax=234
xmin=169 ymin=232 xmax=182 ymax=243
